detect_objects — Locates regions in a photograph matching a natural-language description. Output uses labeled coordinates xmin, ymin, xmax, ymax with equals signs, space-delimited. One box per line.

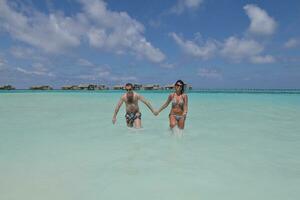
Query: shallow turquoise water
xmin=0 ymin=91 xmax=300 ymax=200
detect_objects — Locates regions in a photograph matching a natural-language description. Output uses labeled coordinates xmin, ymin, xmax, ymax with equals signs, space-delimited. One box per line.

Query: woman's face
xmin=175 ymin=82 xmax=183 ymax=93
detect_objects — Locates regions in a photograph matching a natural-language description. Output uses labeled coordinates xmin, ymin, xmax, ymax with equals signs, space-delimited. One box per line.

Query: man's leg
xmin=125 ymin=113 xmax=134 ymax=127
xmin=133 ymin=113 xmax=142 ymax=128
xmin=127 ymin=121 xmax=133 ymax=127
xmin=134 ymin=118 xmax=141 ymax=128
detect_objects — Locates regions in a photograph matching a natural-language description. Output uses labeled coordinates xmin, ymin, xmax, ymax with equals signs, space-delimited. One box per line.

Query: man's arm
xmin=112 ymin=97 xmax=124 ymax=124
xmin=138 ymin=94 xmax=155 ymax=114
xmin=157 ymin=94 xmax=172 ymax=114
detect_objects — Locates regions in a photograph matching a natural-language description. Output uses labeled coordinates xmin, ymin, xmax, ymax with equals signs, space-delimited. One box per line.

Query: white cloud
xmin=0 ymin=0 xmax=165 ymax=63
xmin=221 ymin=36 xmax=264 ymax=62
xmin=0 ymin=58 xmax=5 ymax=66
xmin=77 ymin=58 xmax=95 ymax=67
xmin=79 ymin=0 xmax=165 ymax=63
xmin=160 ymin=62 xmax=176 ymax=68
xmin=16 ymin=67 xmax=55 ymax=77
xmin=10 ymin=46 xmax=51 ymax=66
xmin=93 ymin=67 xmax=111 ymax=78
xmin=170 ymin=0 xmax=204 ymax=15
xmin=168 ymin=5 xmax=276 ymax=64
xmin=197 ymin=68 xmax=222 ymax=79
xmin=244 ymin=4 xmax=277 ymax=36
xmin=87 ymin=28 xmax=108 ymax=49
xmin=15 ymin=62 xmax=55 ymax=77
xmin=32 ymin=63 xmax=49 ymax=72
xmin=219 ymin=6 xmax=277 ymax=63
xmin=170 ymin=32 xmax=217 ymax=59
xmin=77 ymin=71 xmax=110 ymax=80
xmin=170 ymin=33 xmax=275 ymax=64
xmin=110 ymin=76 xmax=137 ymax=82
xmin=0 ymin=57 xmax=7 ymax=69
xmin=10 ymin=46 xmax=35 ymax=59
xmin=76 ymin=64 xmax=137 ymax=82
xmin=149 ymin=19 xmax=161 ymax=28
xmin=284 ymin=38 xmax=300 ymax=48
xmin=250 ymin=55 xmax=275 ymax=64
xmin=0 ymin=0 xmax=82 ymax=53
xmin=78 ymin=71 xmax=137 ymax=82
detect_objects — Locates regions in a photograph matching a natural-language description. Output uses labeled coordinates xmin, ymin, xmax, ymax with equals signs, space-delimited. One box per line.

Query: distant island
xmin=0 ymin=84 xmax=192 ymax=91
xmin=1 ymin=84 xmax=299 ymax=93
xmin=0 ymin=85 xmax=15 ymax=90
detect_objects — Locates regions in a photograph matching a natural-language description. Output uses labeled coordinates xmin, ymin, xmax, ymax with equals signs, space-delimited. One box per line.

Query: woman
xmin=156 ymin=80 xmax=188 ymax=130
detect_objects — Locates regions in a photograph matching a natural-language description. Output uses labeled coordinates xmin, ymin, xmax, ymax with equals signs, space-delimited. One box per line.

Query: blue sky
xmin=0 ymin=0 xmax=300 ymax=89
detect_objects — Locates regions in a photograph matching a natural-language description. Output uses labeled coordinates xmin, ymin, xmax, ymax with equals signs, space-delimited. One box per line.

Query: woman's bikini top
xmin=171 ymin=93 xmax=184 ymax=109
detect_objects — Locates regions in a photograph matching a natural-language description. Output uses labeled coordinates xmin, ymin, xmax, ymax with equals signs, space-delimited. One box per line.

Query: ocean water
xmin=0 ymin=91 xmax=300 ymax=200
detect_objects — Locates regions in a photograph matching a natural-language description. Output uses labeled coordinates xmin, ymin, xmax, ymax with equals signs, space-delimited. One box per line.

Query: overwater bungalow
xmin=164 ymin=84 xmax=175 ymax=90
xmin=96 ymin=84 xmax=109 ymax=90
xmin=142 ymin=84 xmax=160 ymax=90
xmin=77 ymin=84 xmax=89 ymax=90
xmin=30 ymin=85 xmax=53 ymax=90
xmin=0 ymin=85 xmax=15 ymax=90
xmin=113 ymin=85 xmax=124 ymax=90
xmin=62 ymin=84 xmax=108 ymax=90
xmin=133 ymin=84 xmax=142 ymax=90
xmin=61 ymin=85 xmax=79 ymax=90
xmin=62 ymin=85 xmax=72 ymax=90
xmin=77 ymin=84 xmax=98 ymax=90
xmin=87 ymin=84 xmax=97 ymax=90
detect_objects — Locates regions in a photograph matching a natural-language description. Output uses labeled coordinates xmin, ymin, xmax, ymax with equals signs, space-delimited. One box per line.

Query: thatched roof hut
xmin=142 ymin=84 xmax=160 ymax=90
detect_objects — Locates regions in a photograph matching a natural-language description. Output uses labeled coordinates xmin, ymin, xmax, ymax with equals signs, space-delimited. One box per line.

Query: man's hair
xmin=125 ymin=83 xmax=133 ymax=88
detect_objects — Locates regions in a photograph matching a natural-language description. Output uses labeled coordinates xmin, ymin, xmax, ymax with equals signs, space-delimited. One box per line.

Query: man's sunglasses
xmin=175 ymin=84 xmax=183 ymax=87
xmin=126 ymin=88 xmax=133 ymax=91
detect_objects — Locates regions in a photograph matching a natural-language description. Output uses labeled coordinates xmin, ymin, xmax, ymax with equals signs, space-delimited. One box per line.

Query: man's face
xmin=125 ymin=85 xmax=133 ymax=93
xmin=125 ymin=85 xmax=134 ymax=102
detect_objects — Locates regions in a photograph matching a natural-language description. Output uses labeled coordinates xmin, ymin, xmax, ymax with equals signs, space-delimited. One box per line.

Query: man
xmin=112 ymin=83 xmax=157 ymax=128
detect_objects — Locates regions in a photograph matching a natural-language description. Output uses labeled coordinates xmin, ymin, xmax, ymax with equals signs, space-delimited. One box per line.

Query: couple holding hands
xmin=112 ymin=80 xmax=188 ymax=130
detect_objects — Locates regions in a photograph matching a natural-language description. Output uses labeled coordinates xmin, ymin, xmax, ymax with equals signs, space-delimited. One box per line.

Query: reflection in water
xmin=171 ymin=127 xmax=184 ymax=138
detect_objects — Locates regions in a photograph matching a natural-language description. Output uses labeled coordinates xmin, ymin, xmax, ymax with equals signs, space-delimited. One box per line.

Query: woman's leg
xmin=177 ymin=117 xmax=185 ymax=129
xmin=169 ymin=115 xmax=177 ymax=129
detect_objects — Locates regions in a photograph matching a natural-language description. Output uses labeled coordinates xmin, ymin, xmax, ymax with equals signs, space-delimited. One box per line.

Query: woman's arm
xmin=157 ymin=94 xmax=172 ymax=113
xmin=183 ymin=94 xmax=188 ymax=116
